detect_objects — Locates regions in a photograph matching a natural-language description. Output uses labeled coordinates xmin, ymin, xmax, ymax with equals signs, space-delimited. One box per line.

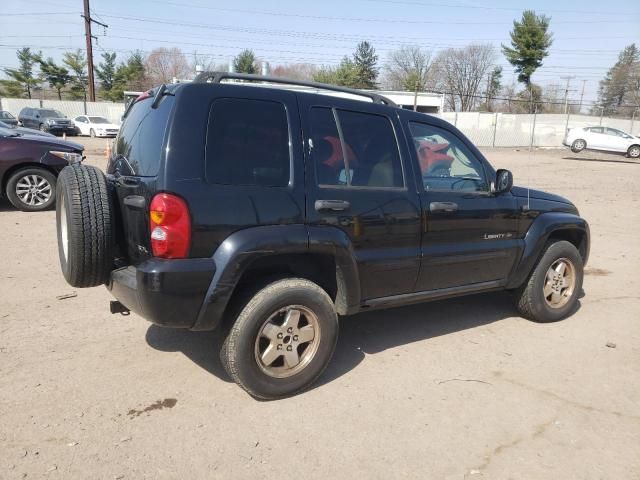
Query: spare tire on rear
xmin=56 ymin=164 xmax=114 ymax=287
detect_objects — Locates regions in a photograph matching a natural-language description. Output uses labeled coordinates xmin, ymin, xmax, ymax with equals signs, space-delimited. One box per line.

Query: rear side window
xmin=115 ymin=96 xmax=173 ymax=176
xmin=309 ymin=107 xmax=404 ymax=188
xmin=205 ymin=98 xmax=291 ymax=187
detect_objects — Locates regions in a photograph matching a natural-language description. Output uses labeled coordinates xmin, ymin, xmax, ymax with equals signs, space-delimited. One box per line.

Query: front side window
xmin=409 ymin=122 xmax=488 ymax=193
xmin=206 ymin=98 xmax=290 ymax=187
xmin=309 ymin=107 xmax=403 ymax=188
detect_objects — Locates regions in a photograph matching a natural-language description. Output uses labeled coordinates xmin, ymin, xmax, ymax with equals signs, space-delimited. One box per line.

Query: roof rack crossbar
xmin=192 ymin=71 xmax=397 ymax=107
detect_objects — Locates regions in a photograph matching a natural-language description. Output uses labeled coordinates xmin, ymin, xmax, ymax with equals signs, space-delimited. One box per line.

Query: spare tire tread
xmin=56 ymin=164 xmax=114 ymax=288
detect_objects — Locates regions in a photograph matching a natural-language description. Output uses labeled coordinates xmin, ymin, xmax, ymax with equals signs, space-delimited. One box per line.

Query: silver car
xmin=564 ymin=126 xmax=640 ymax=158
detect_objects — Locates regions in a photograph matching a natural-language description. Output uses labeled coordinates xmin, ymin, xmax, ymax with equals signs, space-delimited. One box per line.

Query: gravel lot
xmin=1 ymin=138 xmax=639 ymax=479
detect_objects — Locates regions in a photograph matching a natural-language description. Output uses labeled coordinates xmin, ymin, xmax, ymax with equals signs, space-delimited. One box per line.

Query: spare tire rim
xmin=60 ymin=191 xmax=68 ymax=261
xmin=254 ymin=305 xmax=321 ymax=379
xmin=543 ymin=258 xmax=576 ymax=309
xmin=15 ymin=174 xmax=52 ymax=207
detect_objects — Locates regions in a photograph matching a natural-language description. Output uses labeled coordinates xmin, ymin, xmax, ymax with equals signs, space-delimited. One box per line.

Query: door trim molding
xmin=361 ymin=279 xmax=504 ymax=310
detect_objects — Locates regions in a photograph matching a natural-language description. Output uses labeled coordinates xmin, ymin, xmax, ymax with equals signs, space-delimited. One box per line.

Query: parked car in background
xmin=73 ymin=115 xmax=120 ymax=137
xmin=17 ymin=108 xmax=79 ymax=136
xmin=0 ymin=111 xmax=18 ymax=127
xmin=564 ymin=126 xmax=640 ymax=158
xmin=0 ymin=120 xmax=56 ymax=137
xmin=0 ymin=126 xmax=83 ymax=211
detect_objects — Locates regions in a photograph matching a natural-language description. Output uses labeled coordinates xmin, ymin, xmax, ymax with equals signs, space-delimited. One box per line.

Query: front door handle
xmin=315 ymin=199 xmax=351 ymax=212
xmin=430 ymin=201 xmax=458 ymax=213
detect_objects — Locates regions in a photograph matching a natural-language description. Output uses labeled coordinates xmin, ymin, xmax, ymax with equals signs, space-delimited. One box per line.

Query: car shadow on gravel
xmin=562 ymin=156 xmax=640 ymax=165
xmin=145 ymin=291 xmax=522 ymax=388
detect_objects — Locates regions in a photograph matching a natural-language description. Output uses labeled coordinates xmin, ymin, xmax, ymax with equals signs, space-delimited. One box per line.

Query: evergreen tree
xmin=596 ymin=44 xmax=639 ymax=117
xmin=233 ymin=50 xmax=257 ymax=74
xmin=502 ymin=11 xmax=553 ymax=87
xmin=0 ymin=48 xmax=41 ymax=98
xmin=96 ymin=52 xmax=117 ymax=99
xmin=63 ymin=49 xmax=88 ymax=100
xmin=313 ymin=57 xmax=358 ymax=87
xmin=352 ymin=41 xmax=378 ymax=89
xmin=38 ymin=58 xmax=70 ymax=100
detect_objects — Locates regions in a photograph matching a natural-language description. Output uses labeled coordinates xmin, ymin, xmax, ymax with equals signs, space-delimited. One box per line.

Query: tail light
xmin=149 ymin=193 xmax=191 ymax=258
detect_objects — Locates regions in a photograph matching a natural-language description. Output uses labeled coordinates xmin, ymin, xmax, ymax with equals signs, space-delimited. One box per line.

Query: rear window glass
xmin=205 ymin=98 xmax=290 ymax=187
xmin=115 ymin=96 xmax=173 ymax=176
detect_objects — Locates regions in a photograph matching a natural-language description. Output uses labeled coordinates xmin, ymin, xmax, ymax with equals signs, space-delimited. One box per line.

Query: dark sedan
xmin=0 ymin=111 xmax=18 ymax=127
xmin=0 ymin=126 xmax=84 ymax=211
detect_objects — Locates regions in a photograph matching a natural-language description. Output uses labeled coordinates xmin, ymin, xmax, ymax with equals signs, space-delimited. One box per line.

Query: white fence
xmin=439 ymin=112 xmax=640 ymax=148
xmin=0 ymin=98 xmax=125 ymax=125
xmin=2 ymin=97 xmax=638 ymax=147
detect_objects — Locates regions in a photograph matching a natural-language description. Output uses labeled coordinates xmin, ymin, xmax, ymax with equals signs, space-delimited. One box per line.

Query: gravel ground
xmin=1 ymin=138 xmax=639 ymax=479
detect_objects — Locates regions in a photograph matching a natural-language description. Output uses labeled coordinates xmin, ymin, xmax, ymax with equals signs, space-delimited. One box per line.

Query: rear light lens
xmin=149 ymin=193 xmax=191 ymax=258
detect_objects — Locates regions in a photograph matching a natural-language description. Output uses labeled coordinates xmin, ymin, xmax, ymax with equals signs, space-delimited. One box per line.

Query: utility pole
xmin=82 ymin=0 xmax=108 ymax=102
xmin=560 ymin=75 xmax=576 ymax=115
xmin=578 ymin=80 xmax=587 ymax=114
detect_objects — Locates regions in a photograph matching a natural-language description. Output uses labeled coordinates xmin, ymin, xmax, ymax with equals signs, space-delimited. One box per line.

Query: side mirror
xmin=495 ymin=169 xmax=513 ymax=194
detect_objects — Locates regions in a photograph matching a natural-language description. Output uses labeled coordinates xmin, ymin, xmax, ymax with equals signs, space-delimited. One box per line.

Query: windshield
xmin=88 ymin=116 xmax=110 ymax=124
xmin=0 ymin=111 xmax=15 ymax=119
xmin=39 ymin=109 xmax=65 ymax=118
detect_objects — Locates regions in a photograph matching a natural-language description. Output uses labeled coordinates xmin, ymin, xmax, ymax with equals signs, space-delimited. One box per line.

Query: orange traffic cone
xmin=105 ymin=141 xmax=112 ymax=159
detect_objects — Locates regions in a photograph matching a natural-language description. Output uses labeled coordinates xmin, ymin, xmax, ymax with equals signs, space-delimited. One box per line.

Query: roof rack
xmin=192 ymin=71 xmax=397 ymax=107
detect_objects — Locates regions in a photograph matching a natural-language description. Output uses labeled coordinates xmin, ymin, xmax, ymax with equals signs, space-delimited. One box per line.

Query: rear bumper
xmin=107 ymin=258 xmax=216 ymax=328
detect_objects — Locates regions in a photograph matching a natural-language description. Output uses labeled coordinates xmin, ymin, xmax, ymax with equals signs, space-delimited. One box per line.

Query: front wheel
xmin=5 ymin=167 xmax=57 ymax=211
xmin=571 ymin=139 xmax=586 ymax=153
xmin=515 ymin=240 xmax=583 ymax=322
xmin=221 ymin=278 xmax=339 ymax=400
xmin=628 ymin=145 xmax=640 ymax=158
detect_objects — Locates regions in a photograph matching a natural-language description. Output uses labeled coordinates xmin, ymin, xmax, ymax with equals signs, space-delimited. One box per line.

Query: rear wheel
xmin=5 ymin=167 xmax=56 ymax=212
xmin=571 ymin=139 xmax=586 ymax=153
xmin=628 ymin=145 xmax=640 ymax=158
xmin=56 ymin=164 xmax=114 ymax=287
xmin=221 ymin=278 xmax=339 ymax=399
xmin=515 ymin=240 xmax=583 ymax=322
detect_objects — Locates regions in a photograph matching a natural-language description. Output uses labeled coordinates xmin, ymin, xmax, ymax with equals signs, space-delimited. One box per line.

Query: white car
xmin=73 ymin=115 xmax=120 ymax=138
xmin=564 ymin=126 xmax=640 ymax=158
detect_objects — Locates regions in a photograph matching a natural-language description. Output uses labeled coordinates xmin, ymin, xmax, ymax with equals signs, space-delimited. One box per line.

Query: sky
xmin=1 ymin=0 xmax=639 ymax=106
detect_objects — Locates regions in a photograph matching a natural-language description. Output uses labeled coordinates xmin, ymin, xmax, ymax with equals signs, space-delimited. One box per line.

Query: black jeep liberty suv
xmin=55 ymin=72 xmax=590 ymax=399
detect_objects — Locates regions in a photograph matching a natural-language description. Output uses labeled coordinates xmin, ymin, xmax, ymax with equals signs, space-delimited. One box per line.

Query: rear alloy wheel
xmin=5 ymin=168 xmax=56 ymax=212
xmin=571 ymin=139 xmax=586 ymax=153
xmin=628 ymin=145 xmax=640 ymax=158
xmin=221 ymin=278 xmax=338 ymax=399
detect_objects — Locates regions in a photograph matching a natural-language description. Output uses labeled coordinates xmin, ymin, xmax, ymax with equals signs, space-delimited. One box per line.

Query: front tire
xmin=515 ymin=240 xmax=583 ymax=322
xmin=5 ymin=167 xmax=57 ymax=212
xmin=221 ymin=278 xmax=339 ymax=400
xmin=571 ymin=139 xmax=586 ymax=153
xmin=628 ymin=145 xmax=640 ymax=158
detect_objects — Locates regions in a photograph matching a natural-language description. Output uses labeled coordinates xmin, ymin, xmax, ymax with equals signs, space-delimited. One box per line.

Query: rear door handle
xmin=315 ymin=199 xmax=351 ymax=212
xmin=430 ymin=201 xmax=458 ymax=213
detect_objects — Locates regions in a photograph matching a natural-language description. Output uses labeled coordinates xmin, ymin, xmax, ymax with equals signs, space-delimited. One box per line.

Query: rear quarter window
xmin=205 ymin=98 xmax=291 ymax=187
xmin=114 ymin=95 xmax=174 ymax=176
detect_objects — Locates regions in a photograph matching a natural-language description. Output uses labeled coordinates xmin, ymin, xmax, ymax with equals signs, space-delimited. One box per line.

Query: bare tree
xmin=383 ymin=45 xmax=433 ymax=91
xmin=144 ymin=48 xmax=191 ymax=84
xmin=271 ymin=63 xmax=319 ymax=81
xmin=434 ymin=44 xmax=496 ymax=111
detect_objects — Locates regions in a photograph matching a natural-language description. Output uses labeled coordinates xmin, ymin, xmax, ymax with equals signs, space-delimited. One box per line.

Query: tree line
xmin=1 ymin=9 xmax=638 ymax=116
